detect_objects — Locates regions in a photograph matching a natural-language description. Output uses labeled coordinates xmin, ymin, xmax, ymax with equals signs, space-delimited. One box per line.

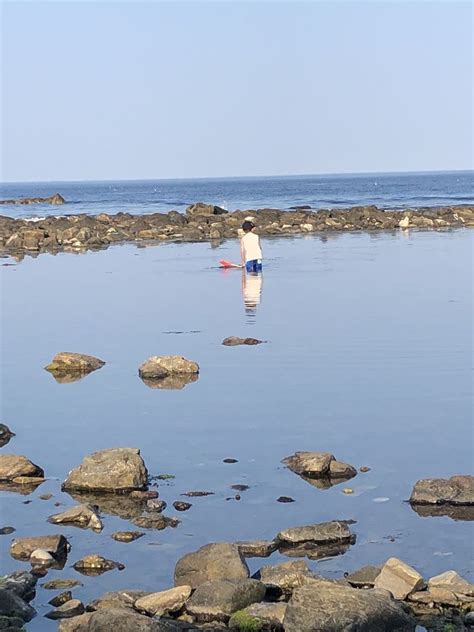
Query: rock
xmin=0 ymin=454 xmax=44 ymax=481
xmin=0 ymin=614 xmax=26 ymax=629
xmin=175 ymin=543 xmax=250 ymax=589
xmin=48 ymin=504 xmax=103 ymax=531
xmin=0 ymin=588 xmax=36 ymax=622
xmin=186 ymin=202 xmax=228 ymax=217
xmin=173 ymin=501 xmax=192 ymax=512
xmin=374 ymin=557 xmax=425 ymax=599
xmin=410 ymin=475 xmax=474 ymax=506
xmin=276 ymin=520 xmax=354 ymax=547
xmin=130 ymin=490 xmax=159 ymax=500
xmin=40 ymin=493 xmax=53 ymax=500
xmin=139 ymin=356 xmax=199 ymax=379
xmin=11 ymin=475 xmax=45 ymax=485
xmin=62 ymin=447 xmax=148 ymax=493
xmin=255 ymin=560 xmax=312 ymax=598
xmin=0 ymin=424 xmax=15 ymax=448
xmin=135 ymin=586 xmax=192 ymax=616
xmin=236 ymin=540 xmax=278 ymax=558
xmin=277 ymin=496 xmax=295 ymax=503
xmin=222 ymin=337 xmax=264 ymax=346
xmin=45 ymin=599 xmax=85 ymax=619
xmin=29 ymin=548 xmax=54 ymax=566
xmin=87 ymin=590 xmax=148 ymax=612
xmin=428 ymin=570 xmax=474 ymax=597
xmin=181 ymin=490 xmax=214 ymax=497
xmin=0 ymin=527 xmax=15 ymax=535
xmin=73 ymin=555 xmax=124 ymax=576
xmin=229 ymin=602 xmax=287 ymax=631
xmin=111 ymin=530 xmax=145 ymax=542
xmin=360 ymin=466 xmax=371 ymax=473
xmin=10 ymin=534 xmax=69 ymax=562
xmin=408 ymin=587 xmax=461 ymax=607
xmin=48 ymin=591 xmax=72 ymax=607
xmin=147 ymin=499 xmax=167 ymax=512
xmin=223 ymin=458 xmax=238 ymax=463
xmin=284 ymin=578 xmax=415 ymax=631
xmin=346 ymin=565 xmax=381 ymax=588
xmin=133 ymin=515 xmax=180 ymax=530
xmin=57 ymin=607 xmax=162 ymax=631
xmin=0 ymin=572 xmax=37 ymax=602
xmin=42 ymin=579 xmax=82 ymax=590
xmin=185 ymin=579 xmax=266 ymax=623
xmin=282 ymin=451 xmax=357 ymax=486
xmin=45 ymin=352 xmax=105 ymax=376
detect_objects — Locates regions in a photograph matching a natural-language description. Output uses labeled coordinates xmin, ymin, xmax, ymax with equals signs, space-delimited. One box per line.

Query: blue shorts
xmin=245 ymin=259 xmax=262 ymax=273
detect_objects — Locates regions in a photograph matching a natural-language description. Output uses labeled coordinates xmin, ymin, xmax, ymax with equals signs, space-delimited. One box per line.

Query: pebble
xmin=231 ymin=484 xmax=249 ymax=492
xmin=223 ymin=458 xmax=238 ymax=463
xmin=39 ymin=493 xmax=53 ymax=500
xmin=146 ymin=499 xmax=167 ymax=513
xmin=277 ymin=496 xmax=295 ymax=503
xmin=173 ymin=501 xmax=192 ymax=512
xmin=360 ymin=466 xmax=371 ymax=473
xmin=111 ymin=531 xmax=145 ymax=543
xmin=343 ymin=488 xmax=354 ymax=494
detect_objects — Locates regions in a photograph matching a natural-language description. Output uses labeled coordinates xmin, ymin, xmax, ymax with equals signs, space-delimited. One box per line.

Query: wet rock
xmin=133 ymin=515 xmax=180 ymax=530
xmin=282 ymin=451 xmax=357 ymax=487
xmin=182 ymin=491 xmax=214 ymax=497
xmin=45 ymin=598 xmax=85 ymax=619
xmin=185 ymin=579 xmax=266 ymax=623
xmin=374 ymin=557 xmax=425 ymax=599
xmin=10 ymin=534 xmax=69 ymax=562
xmin=173 ymin=501 xmax=192 ymax=512
xmin=428 ymin=570 xmax=474 ymax=597
xmin=277 ymin=496 xmax=295 ymax=503
xmin=0 ymin=527 xmax=15 ymax=535
xmin=283 ymin=577 xmax=415 ymax=631
xmin=73 ymin=555 xmax=124 ymax=576
xmin=62 ymin=447 xmax=148 ymax=493
xmin=229 ymin=602 xmax=287 ymax=631
xmin=0 ymin=424 xmax=15 ymax=448
xmin=39 ymin=493 xmax=53 ymax=500
xmin=222 ymin=337 xmax=264 ymax=346
xmin=0 ymin=454 xmax=44 ymax=481
xmin=255 ymin=560 xmax=312 ymax=598
xmin=111 ymin=530 xmax=144 ymax=542
xmin=141 ymin=374 xmax=199 ymax=390
xmin=48 ymin=591 xmax=72 ymax=607
xmin=236 ymin=540 xmax=278 ymax=558
xmin=276 ymin=520 xmax=355 ymax=547
xmin=45 ymin=352 xmax=105 ymax=377
xmin=410 ymin=475 xmax=474 ymax=506
xmin=56 ymin=607 xmax=162 ymax=631
xmin=138 ymin=356 xmax=199 ymax=379
xmin=0 ymin=572 xmax=37 ymax=602
xmin=0 ymin=588 xmax=36 ymax=623
xmin=42 ymin=579 xmax=82 ymax=590
xmin=48 ymin=504 xmax=103 ymax=531
xmin=175 ymin=543 xmax=250 ymax=589
xmin=147 ymin=498 xmax=167 ymax=512
xmin=346 ymin=565 xmax=381 ymax=588
xmin=135 ymin=586 xmax=192 ymax=616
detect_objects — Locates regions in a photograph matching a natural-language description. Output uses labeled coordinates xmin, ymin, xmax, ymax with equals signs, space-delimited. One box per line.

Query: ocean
xmin=1 ymin=170 xmax=473 ymax=219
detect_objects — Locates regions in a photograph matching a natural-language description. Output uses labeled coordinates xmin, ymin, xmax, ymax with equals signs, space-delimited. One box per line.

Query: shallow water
xmin=1 ymin=229 xmax=473 ymax=630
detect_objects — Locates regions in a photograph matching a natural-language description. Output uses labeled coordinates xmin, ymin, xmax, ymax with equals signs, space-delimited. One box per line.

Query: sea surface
xmin=0 ymin=170 xmax=473 ymax=219
xmin=1 ymin=227 xmax=472 ymax=631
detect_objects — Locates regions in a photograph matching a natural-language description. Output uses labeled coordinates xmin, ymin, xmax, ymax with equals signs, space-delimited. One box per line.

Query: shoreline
xmin=0 ymin=203 xmax=473 ymax=259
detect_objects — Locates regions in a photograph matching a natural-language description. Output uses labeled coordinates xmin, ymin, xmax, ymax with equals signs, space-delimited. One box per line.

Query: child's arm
xmin=240 ymin=239 xmax=245 ymax=266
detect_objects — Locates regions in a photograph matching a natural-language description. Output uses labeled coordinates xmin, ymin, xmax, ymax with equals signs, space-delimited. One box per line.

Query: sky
xmin=1 ymin=1 xmax=472 ymax=182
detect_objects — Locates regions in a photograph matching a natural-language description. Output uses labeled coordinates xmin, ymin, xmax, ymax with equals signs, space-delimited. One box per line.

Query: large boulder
xmin=283 ymin=578 xmax=415 ymax=631
xmin=185 ymin=579 xmax=266 ymax=622
xmin=428 ymin=570 xmax=474 ymax=597
xmin=186 ymin=202 xmax=228 ymax=217
xmin=139 ymin=356 xmax=199 ymax=379
xmin=48 ymin=504 xmax=103 ymax=531
xmin=0 ymin=454 xmax=44 ymax=481
xmin=0 ymin=588 xmax=36 ymax=623
xmin=62 ymin=448 xmax=148 ymax=493
xmin=45 ymin=352 xmax=105 ymax=376
xmin=409 ymin=475 xmax=474 ymax=506
xmin=282 ymin=451 xmax=357 ymax=486
xmin=175 ymin=543 xmax=250 ymax=589
xmin=374 ymin=558 xmax=425 ymax=600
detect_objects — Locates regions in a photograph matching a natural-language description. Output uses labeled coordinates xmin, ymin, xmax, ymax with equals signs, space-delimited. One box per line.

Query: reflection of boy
xmin=242 ymin=270 xmax=262 ymax=315
xmin=240 ymin=221 xmax=262 ymax=272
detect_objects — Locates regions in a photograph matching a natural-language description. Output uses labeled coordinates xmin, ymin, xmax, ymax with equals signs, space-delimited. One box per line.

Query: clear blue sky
xmin=1 ymin=1 xmax=472 ymax=182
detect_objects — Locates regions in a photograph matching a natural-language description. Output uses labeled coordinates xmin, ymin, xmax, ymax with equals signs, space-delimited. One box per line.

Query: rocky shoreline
xmin=0 ymin=201 xmax=473 ymax=259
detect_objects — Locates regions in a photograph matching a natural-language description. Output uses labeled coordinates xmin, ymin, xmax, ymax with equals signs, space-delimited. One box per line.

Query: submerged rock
xmin=374 ymin=557 xmax=425 ymax=600
xmin=10 ymin=535 xmax=70 ymax=563
xmin=409 ymin=475 xmax=474 ymax=506
xmin=111 ymin=530 xmax=145 ymax=542
xmin=222 ymin=337 xmax=264 ymax=346
xmin=73 ymin=555 xmax=124 ymax=576
xmin=42 ymin=579 xmax=82 ymax=590
xmin=140 ymin=373 xmax=199 ymax=390
xmin=185 ymin=578 xmax=266 ymax=623
xmin=282 ymin=451 xmax=357 ymax=488
xmin=45 ymin=352 xmax=105 ymax=377
xmin=62 ymin=447 xmax=148 ymax=493
xmin=0 ymin=454 xmax=44 ymax=481
xmin=48 ymin=504 xmax=103 ymax=531
xmin=133 ymin=515 xmax=180 ymax=530
xmin=138 ymin=356 xmax=199 ymax=379
xmin=283 ymin=578 xmax=415 ymax=631
xmin=410 ymin=503 xmax=474 ymax=521
xmin=175 ymin=543 xmax=250 ymax=589
xmin=0 ymin=423 xmax=15 ymax=448
xmin=173 ymin=501 xmax=192 ymax=512
xmin=135 ymin=585 xmax=192 ymax=616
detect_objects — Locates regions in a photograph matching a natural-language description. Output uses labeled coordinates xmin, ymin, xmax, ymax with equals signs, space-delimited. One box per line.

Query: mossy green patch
xmin=228 ymin=610 xmax=262 ymax=631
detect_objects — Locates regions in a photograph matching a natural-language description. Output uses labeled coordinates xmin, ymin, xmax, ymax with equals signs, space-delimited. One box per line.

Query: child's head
xmin=242 ymin=220 xmax=255 ymax=233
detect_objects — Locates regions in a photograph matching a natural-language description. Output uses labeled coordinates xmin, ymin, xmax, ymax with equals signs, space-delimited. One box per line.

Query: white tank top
xmin=241 ymin=232 xmax=262 ymax=262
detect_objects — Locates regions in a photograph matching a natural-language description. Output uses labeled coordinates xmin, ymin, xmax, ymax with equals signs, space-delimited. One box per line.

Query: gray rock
xmin=276 ymin=520 xmax=355 ymax=553
xmin=87 ymin=590 xmax=149 ymax=612
xmin=173 ymin=501 xmax=192 ymax=512
xmin=0 ymin=454 xmax=44 ymax=481
xmin=135 ymin=586 xmax=192 ymax=616
xmin=0 ymin=572 xmax=37 ymax=602
xmin=346 ymin=565 xmax=381 ymax=588
xmin=282 ymin=452 xmax=357 ymax=486
xmin=284 ymin=578 xmax=415 ymax=631
xmin=147 ymin=499 xmax=167 ymax=513
xmin=428 ymin=570 xmax=474 ymax=597
xmin=45 ymin=599 xmax=85 ymax=619
xmin=256 ymin=560 xmax=312 ymax=597
xmin=0 ymin=589 xmax=36 ymax=622
xmin=236 ymin=540 xmax=278 ymax=558
xmin=222 ymin=337 xmax=264 ymax=346
xmin=185 ymin=579 xmax=266 ymax=622
xmin=139 ymin=356 xmax=199 ymax=379
xmin=48 ymin=591 xmax=72 ymax=607
xmin=48 ymin=504 xmax=103 ymax=531
xmin=374 ymin=558 xmax=425 ymax=600
xmin=229 ymin=602 xmax=287 ymax=631
xmin=45 ymin=352 xmax=105 ymax=375
xmin=175 ymin=543 xmax=250 ymax=589
xmin=62 ymin=448 xmax=148 ymax=493
xmin=410 ymin=475 xmax=474 ymax=506
xmin=10 ymin=534 xmax=69 ymax=562
xmin=0 ymin=424 xmax=15 ymax=448
xmin=57 ymin=607 xmax=162 ymax=631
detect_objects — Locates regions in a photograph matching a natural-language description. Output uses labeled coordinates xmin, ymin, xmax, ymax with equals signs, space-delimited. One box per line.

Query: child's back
xmin=240 ymin=221 xmax=262 ymax=272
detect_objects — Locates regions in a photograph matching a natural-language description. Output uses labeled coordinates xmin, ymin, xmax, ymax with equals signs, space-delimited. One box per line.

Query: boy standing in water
xmin=240 ymin=220 xmax=263 ymax=272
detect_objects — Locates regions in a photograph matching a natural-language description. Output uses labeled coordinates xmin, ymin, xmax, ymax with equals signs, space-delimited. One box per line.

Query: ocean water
xmin=0 ymin=170 xmax=473 ymax=219
xmin=1 ymin=228 xmax=472 ymax=630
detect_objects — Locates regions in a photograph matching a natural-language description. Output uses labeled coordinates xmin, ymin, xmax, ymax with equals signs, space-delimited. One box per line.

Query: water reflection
xmin=140 ymin=374 xmax=199 ymax=390
xmin=410 ymin=504 xmax=474 ymax=522
xmin=242 ymin=270 xmax=263 ymax=322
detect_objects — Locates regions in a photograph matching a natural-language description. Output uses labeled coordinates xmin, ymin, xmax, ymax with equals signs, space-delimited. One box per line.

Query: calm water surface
xmin=1 ymin=229 xmax=473 ymax=630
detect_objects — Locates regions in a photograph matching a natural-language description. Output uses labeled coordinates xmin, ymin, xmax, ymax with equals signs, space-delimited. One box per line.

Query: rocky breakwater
xmin=1 ymin=202 xmax=473 ymax=258
xmin=0 ymin=193 xmax=65 ymax=206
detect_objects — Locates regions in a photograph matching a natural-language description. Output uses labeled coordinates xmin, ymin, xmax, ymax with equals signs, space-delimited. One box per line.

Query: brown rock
xmin=134 ymin=585 xmax=192 ymax=616
xmin=374 ymin=557 xmax=425 ymax=599
xmin=175 ymin=543 xmax=250 ymax=589
xmin=45 ymin=352 xmax=105 ymax=375
xmin=410 ymin=475 xmax=474 ymax=506
xmin=10 ymin=534 xmax=69 ymax=561
xmin=0 ymin=454 xmax=44 ymax=481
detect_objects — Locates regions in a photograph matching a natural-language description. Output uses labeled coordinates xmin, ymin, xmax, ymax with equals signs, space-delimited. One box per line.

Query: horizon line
xmin=1 ymin=168 xmax=473 ymax=187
